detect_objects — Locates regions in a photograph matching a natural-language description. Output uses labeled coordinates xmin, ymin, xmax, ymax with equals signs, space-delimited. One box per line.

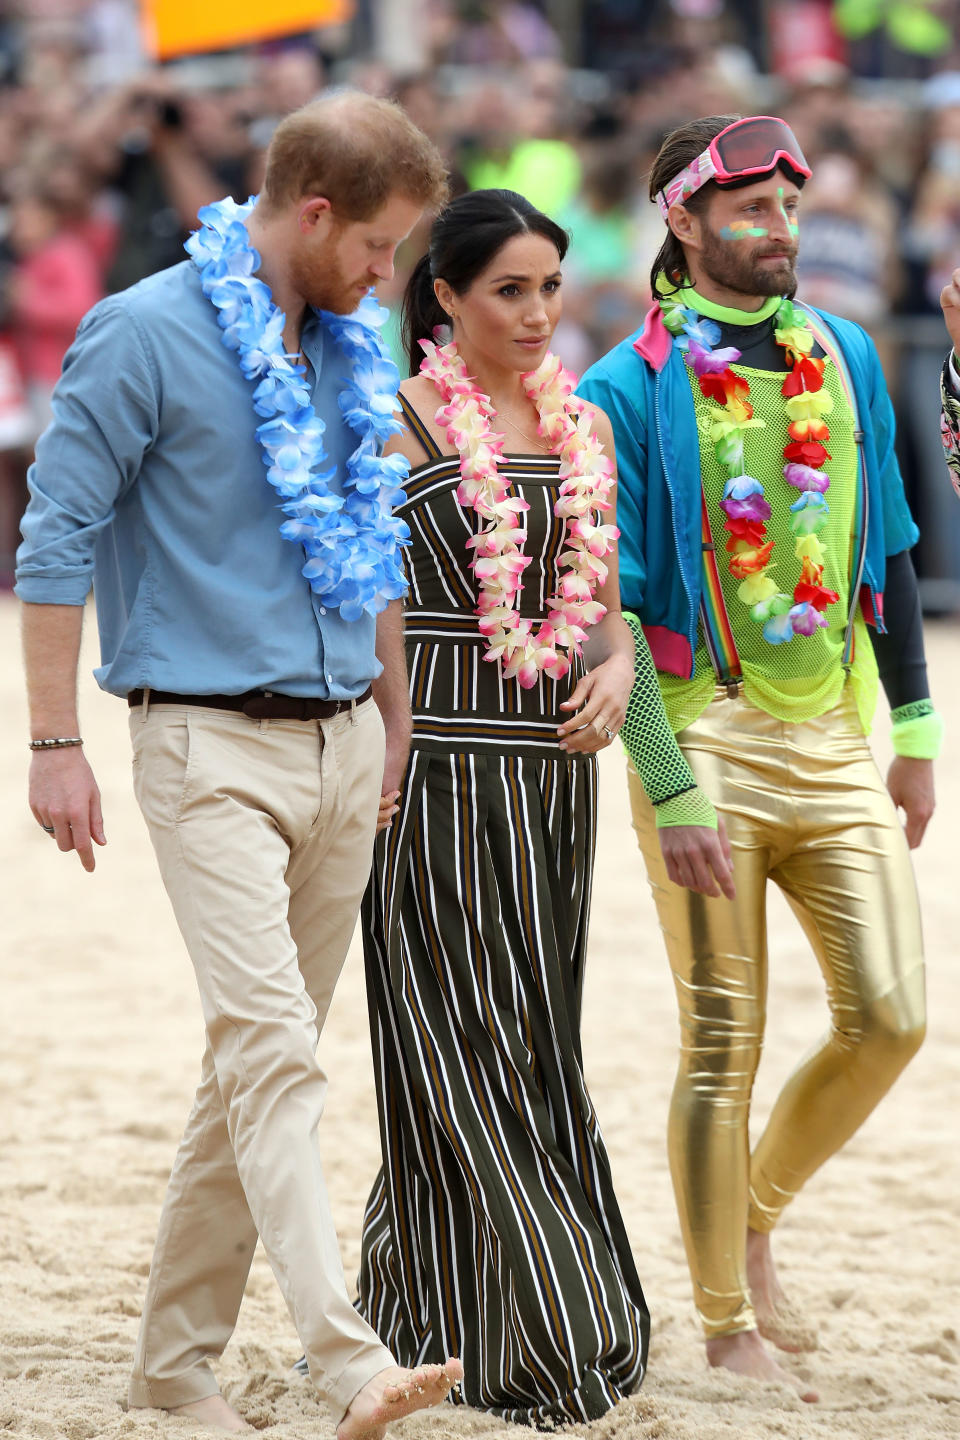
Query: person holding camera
xmin=73 ymin=72 xmax=252 ymax=292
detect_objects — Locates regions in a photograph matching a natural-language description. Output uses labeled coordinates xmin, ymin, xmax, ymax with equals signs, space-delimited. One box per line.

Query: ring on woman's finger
xmin=40 ymin=822 xmax=55 ymax=834
xmin=602 ymin=724 xmax=616 ymax=741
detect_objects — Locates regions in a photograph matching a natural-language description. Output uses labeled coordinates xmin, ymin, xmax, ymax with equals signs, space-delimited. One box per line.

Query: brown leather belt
xmin=127 ymin=686 xmax=372 ymax=720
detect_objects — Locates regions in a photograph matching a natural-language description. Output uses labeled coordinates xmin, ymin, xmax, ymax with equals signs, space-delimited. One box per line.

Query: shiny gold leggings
xmin=629 ymin=688 xmax=925 ymax=1338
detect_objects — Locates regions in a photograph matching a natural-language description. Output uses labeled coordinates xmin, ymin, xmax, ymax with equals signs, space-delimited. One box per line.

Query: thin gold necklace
xmin=497 ymin=409 xmax=546 ymax=450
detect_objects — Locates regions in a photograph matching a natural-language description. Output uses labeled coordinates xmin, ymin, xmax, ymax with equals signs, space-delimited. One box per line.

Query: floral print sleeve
xmin=941 ymin=353 xmax=960 ymax=500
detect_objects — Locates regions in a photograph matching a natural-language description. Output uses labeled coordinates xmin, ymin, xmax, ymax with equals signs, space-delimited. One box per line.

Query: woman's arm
xmin=560 ymin=405 xmax=735 ymax=899
xmin=556 ymin=405 xmax=634 ymax=755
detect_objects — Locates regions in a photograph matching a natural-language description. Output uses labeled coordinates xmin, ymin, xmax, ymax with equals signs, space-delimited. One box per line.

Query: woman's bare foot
xmin=168 ymin=1395 xmax=253 ymax=1431
xmin=706 ymin=1329 xmax=818 ymax=1403
xmin=337 ymin=1360 xmax=464 ymax=1440
xmin=746 ymin=1228 xmax=818 ymax=1352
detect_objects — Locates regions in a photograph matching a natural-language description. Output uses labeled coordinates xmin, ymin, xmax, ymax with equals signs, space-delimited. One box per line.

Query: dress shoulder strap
xmin=397 ymin=392 xmax=444 ymax=461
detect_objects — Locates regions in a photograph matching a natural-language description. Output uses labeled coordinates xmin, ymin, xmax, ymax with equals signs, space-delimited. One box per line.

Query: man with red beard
xmin=578 ymin=116 xmax=941 ymax=1400
xmin=16 ymin=92 xmax=462 ymax=1437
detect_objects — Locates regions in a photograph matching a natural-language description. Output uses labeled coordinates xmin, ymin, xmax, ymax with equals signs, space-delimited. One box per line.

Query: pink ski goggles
xmin=655 ymin=116 xmax=811 ymax=219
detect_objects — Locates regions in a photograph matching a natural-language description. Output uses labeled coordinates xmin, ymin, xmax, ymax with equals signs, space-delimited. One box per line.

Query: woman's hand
xmin=557 ymin=651 xmax=634 ymax=755
xmin=376 ymin=745 xmax=409 ymax=835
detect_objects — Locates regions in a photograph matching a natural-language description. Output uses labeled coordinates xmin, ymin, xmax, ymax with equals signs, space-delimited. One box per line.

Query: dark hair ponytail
xmin=402 ymin=188 xmax=568 ymax=376
xmin=402 ymin=253 xmax=451 ymax=377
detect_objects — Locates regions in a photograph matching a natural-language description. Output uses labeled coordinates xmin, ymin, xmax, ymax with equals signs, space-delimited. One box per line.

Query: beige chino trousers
xmin=126 ymin=697 xmax=394 ymax=1420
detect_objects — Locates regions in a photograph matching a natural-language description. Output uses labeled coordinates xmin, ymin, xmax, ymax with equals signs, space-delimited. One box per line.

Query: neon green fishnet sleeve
xmin=621 ymin=610 xmax=718 ymax=831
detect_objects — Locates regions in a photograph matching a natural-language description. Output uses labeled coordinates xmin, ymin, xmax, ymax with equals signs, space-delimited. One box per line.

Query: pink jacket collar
xmin=632 ymin=303 xmax=672 ymax=372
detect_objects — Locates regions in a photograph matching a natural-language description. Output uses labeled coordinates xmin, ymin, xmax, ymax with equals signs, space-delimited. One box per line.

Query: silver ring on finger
xmin=602 ymin=724 xmax=616 ymax=741
xmin=40 ymin=822 xmax=56 ymax=834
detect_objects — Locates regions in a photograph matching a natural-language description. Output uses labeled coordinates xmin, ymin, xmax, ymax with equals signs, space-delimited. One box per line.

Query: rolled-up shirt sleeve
xmin=15 ymin=296 xmax=160 ymax=604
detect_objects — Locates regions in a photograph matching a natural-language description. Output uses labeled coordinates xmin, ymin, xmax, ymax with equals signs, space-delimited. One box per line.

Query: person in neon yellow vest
xmin=579 ymin=115 xmax=942 ymax=1401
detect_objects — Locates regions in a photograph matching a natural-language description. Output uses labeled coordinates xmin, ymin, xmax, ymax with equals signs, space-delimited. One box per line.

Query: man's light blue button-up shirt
xmin=15 ymin=259 xmax=380 ymax=700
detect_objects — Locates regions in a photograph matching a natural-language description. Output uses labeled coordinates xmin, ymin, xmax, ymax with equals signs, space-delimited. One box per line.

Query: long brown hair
xmin=648 ymin=114 xmax=741 ymax=299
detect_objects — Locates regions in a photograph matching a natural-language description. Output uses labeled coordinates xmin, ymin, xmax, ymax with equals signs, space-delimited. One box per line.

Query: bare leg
xmin=705 ymin=1330 xmax=818 ymax=1403
xmin=746 ymin=1227 xmax=818 ymax=1352
xmin=169 ymin=1396 xmax=252 ymax=1432
xmin=337 ymin=1361 xmax=465 ymax=1440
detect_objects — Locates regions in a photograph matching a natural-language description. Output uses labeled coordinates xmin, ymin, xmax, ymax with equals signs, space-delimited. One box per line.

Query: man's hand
xmin=940 ymin=267 xmax=960 ymax=357
xmin=29 ymin=746 xmax=106 ymax=871
xmin=886 ymin=755 xmax=935 ymax=849
xmin=22 ymin=602 xmax=104 ymax=871
xmin=658 ymin=815 xmax=737 ymax=899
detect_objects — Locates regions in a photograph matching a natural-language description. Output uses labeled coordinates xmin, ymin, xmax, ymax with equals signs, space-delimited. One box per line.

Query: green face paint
xmin=777 ymin=185 xmax=799 ymax=238
xmin=721 ymin=191 xmax=799 ymax=242
xmin=720 ymin=220 xmax=768 ymax=240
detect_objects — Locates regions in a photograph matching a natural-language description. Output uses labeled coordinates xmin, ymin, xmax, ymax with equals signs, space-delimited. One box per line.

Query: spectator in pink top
xmin=6 ymin=184 xmax=103 ymax=437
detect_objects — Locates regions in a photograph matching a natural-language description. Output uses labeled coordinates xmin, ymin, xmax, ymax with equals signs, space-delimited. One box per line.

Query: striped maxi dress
xmin=356 ymin=397 xmax=649 ymax=1425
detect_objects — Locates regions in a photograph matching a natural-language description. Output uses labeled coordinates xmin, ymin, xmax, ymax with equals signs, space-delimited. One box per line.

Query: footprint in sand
xmin=909 ymin=1333 xmax=958 ymax=1365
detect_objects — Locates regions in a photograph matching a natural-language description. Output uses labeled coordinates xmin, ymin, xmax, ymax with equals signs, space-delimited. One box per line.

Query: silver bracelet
xmin=28 ymin=736 xmax=84 ymax=750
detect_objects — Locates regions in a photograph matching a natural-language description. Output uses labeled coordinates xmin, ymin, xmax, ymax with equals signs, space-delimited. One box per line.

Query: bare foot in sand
xmin=168 ymin=1394 xmax=253 ymax=1431
xmin=706 ymin=1329 xmax=818 ymax=1403
xmin=747 ymin=1228 xmax=818 ymax=1352
xmin=337 ymin=1360 xmax=464 ymax=1440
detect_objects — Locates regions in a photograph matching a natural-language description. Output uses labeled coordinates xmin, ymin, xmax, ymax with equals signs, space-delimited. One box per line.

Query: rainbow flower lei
xmin=663 ymin=297 xmax=840 ymax=644
xmin=419 ymin=339 xmax=618 ymax=688
xmin=186 ymin=196 xmax=409 ymax=620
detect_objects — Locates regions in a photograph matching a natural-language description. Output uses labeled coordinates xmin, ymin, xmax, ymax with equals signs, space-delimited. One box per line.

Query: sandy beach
xmin=2 ymin=592 xmax=959 ymax=1440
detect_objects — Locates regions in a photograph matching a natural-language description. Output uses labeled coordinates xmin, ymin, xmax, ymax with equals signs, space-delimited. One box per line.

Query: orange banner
xmin=142 ymin=0 xmax=353 ymax=60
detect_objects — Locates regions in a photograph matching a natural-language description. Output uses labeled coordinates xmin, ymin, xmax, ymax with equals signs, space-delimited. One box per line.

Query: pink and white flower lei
xmin=419 ymin=337 xmax=618 ymax=688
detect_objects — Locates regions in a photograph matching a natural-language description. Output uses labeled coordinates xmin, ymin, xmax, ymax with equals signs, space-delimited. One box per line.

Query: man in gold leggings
xmin=579 ymin=116 xmax=941 ymax=1398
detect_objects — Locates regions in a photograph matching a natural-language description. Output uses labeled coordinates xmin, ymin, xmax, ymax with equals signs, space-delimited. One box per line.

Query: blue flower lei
xmin=185 ymin=195 xmax=409 ymax=621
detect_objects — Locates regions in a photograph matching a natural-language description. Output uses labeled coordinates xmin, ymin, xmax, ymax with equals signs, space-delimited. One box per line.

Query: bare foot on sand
xmin=168 ymin=1395 xmax=253 ymax=1431
xmin=747 ymin=1228 xmax=818 ymax=1352
xmin=337 ymin=1360 xmax=465 ymax=1440
xmin=706 ymin=1329 xmax=819 ymax=1403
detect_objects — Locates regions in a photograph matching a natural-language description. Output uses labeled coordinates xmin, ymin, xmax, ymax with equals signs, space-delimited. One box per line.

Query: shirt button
xmin=319 ymin=606 xmax=326 ymax=615
xmin=325 ymin=673 xmax=333 ymax=684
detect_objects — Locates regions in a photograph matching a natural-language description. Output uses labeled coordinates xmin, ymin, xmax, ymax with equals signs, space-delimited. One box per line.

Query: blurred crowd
xmin=2 ymin=0 xmax=960 ymax=599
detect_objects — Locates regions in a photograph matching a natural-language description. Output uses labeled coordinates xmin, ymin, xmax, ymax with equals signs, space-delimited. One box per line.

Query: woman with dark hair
xmin=354 ymin=189 xmax=728 ymax=1423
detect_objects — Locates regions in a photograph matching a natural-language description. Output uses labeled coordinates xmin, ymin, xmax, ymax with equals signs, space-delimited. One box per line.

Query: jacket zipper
xmin=653 ymin=368 xmax=698 ymax=674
